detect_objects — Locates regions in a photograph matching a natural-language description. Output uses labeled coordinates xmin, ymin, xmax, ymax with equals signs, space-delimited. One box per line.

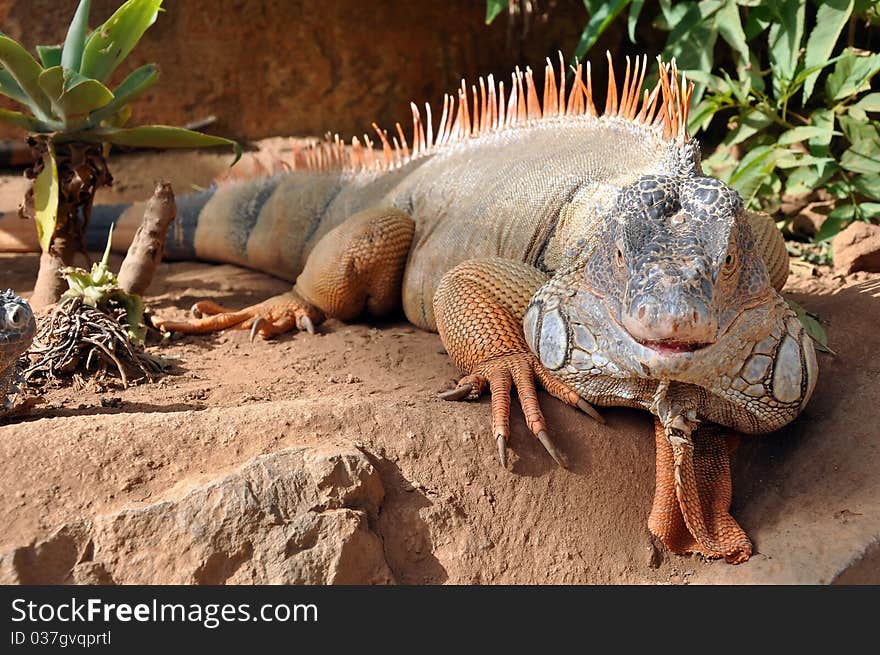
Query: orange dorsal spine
xmin=223 ymin=53 xmax=694 ymax=181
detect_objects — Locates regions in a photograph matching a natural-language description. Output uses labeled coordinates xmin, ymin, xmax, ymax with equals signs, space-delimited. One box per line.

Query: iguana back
xmin=92 ymin=57 xmax=744 ymax=330
xmin=81 ymin=54 xmax=810 ymax=566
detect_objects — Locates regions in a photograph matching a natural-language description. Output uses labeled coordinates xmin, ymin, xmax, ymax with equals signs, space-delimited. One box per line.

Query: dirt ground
xmin=0 ymin=151 xmax=878 ymax=584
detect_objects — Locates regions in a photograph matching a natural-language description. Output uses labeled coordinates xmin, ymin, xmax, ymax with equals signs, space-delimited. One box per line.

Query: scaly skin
xmin=0 ymin=290 xmax=35 ymax=414
xmin=4 ymin=56 xmax=817 ymax=563
xmin=523 ymin=175 xmax=817 ymax=561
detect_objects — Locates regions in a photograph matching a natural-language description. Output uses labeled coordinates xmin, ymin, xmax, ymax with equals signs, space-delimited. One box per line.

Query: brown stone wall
xmin=0 ymin=0 xmax=608 ymax=142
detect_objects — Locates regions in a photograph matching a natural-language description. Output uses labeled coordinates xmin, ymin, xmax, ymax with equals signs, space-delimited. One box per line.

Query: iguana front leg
xmin=153 ymin=207 xmax=415 ymax=339
xmin=434 ymin=258 xmax=603 ymax=468
xmin=648 ymin=381 xmax=752 ymax=563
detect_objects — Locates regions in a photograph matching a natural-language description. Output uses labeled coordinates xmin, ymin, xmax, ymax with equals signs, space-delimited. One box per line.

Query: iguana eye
xmin=5 ymin=305 xmax=27 ymax=329
xmin=615 ymin=247 xmax=625 ymax=268
xmin=723 ymin=252 xmax=736 ymax=274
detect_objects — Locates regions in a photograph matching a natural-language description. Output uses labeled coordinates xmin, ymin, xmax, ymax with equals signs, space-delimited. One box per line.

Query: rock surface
xmin=0 ymin=150 xmax=878 ymax=584
xmin=0 ymin=250 xmax=878 ymax=584
xmin=833 ymin=221 xmax=880 ymax=274
xmin=0 ymin=445 xmax=392 ymax=584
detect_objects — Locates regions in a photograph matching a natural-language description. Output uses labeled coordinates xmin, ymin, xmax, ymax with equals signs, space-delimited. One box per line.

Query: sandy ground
xmin=0 ymin=151 xmax=878 ymax=584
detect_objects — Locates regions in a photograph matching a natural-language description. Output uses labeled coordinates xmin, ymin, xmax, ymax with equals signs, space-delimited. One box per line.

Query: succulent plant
xmin=0 ymin=0 xmax=239 ymax=307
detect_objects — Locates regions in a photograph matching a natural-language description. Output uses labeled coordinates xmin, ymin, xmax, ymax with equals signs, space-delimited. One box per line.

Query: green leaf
xmin=573 ymin=0 xmax=631 ymax=61
xmin=840 ymin=140 xmax=880 ymax=174
xmin=784 ymin=163 xmax=836 ymax=196
xmin=86 ymin=63 xmax=158 ymax=127
xmin=0 ymin=108 xmax=45 ymax=131
xmin=37 ymin=66 xmax=66 ymax=120
xmin=727 ymin=144 xmax=780 ymax=207
xmin=802 ymin=0 xmax=853 ymax=103
xmin=767 ymin=0 xmax=806 ymax=98
xmin=837 ymin=114 xmax=880 ymax=144
xmin=0 ymin=69 xmax=32 ymax=108
xmin=859 ymin=202 xmax=880 ymax=219
xmin=627 ymin=0 xmax=645 ymax=42
xmin=719 ymin=69 xmax=750 ymax=104
xmin=33 ymin=142 xmax=59 ymax=253
xmin=485 ymin=0 xmax=506 ymax=24
xmin=848 ymin=105 xmax=868 ymax=121
xmin=662 ymin=1 xmax=721 ymax=104
xmin=825 ymin=48 xmax=880 ymax=101
xmin=680 ymin=68 xmax=727 ymax=93
xmin=775 ymin=153 xmax=834 ymax=169
xmin=0 ymin=35 xmax=53 ymax=120
xmin=743 ymin=2 xmax=772 ymax=39
xmin=725 ymin=109 xmax=772 ymax=146
xmin=853 ymin=174 xmax=880 ymax=200
xmin=69 ymin=125 xmax=242 ymax=162
xmin=58 ymin=74 xmax=113 ymax=120
xmin=815 ymin=204 xmax=855 ymax=241
xmin=777 ymin=126 xmax=840 ymax=145
xmin=80 ymin=0 xmax=163 ymax=82
xmin=852 ymin=92 xmax=880 ymax=112
xmin=116 ymin=289 xmax=146 ymax=343
xmin=716 ymin=0 xmax=749 ymax=66
xmin=35 ymin=44 xmax=62 ymax=68
xmin=688 ymin=96 xmax=725 ymax=133
xmin=108 ymin=104 xmax=132 ymax=128
xmin=61 ymin=0 xmax=91 ymax=72
xmin=786 ymin=299 xmax=835 ymax=355
xmin=807 ymin=108 xmax=835 ymax=163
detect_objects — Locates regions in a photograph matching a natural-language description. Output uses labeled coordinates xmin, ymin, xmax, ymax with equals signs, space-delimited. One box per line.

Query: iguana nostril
xmin=692 ymin=310 xmax=700 ymax=324
xmin=639 ymin=306 xmax=646 ymax=320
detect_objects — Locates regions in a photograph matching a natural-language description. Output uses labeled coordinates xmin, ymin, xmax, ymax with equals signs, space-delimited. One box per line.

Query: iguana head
xmin=1 ymin=290 xmax=35 ymax=409
xmin=1 ymin=289 xmax=34 ymax=358
xmin=525 ymin=174 xmax=818 ymax=433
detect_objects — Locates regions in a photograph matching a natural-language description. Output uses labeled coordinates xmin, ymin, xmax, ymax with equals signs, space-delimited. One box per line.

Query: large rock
xmin=833 ymin=221 xmax=880 ymax=274
xmin=0 ymin=446 xmax=393 ymax=584
xmin=0 ymin=254 xmax=877 ymax=584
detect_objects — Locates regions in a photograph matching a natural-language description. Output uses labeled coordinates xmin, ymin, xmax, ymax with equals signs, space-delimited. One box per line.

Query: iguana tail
xmin=88 ymin=185 xmax=217 ymax=261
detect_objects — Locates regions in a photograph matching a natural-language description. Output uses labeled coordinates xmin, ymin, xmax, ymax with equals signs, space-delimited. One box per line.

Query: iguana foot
xmin=648 ymin=418 xmax=752 ymax=563
xmin=434 ymin=258 xmax=602 ymax=469
xmin=153 ymin=290 xmax=325 ymax=340
xmin=440 ymin=351 xmax=601 ymax=468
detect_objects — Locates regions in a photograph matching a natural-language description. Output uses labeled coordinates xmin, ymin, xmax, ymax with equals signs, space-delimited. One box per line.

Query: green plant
xmin=685 ymin=0 xmax=880 ymax=245
xmin=61 ymin=225 xmax=145 ymax=343
xmin=486 ymin=1 xmax=880 ymax=246
xmin=0 ymin=0 xmax=239 ymax=308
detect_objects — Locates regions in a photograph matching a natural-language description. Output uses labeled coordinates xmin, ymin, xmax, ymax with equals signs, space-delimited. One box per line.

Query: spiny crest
xmin=2 ymin=289 xmax=25 ymax=304
xmin=224 ymin=53 xmax=694 ymax=180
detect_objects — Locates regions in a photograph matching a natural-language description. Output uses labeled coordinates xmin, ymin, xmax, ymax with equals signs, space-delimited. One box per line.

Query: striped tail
xmin=87 ymin=185 xmax=219 ymax=261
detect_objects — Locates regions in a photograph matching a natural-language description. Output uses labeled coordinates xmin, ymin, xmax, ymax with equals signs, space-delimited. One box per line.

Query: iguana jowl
xmin=82 ymin=54 xmax=818 ymax=563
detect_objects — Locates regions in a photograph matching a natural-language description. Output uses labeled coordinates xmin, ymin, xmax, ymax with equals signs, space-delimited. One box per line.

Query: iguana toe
xmin=438 ymin=383 xmax=474 ymax=401
xmin=440 ymin=353 xmax=580 ymax=469
xmin=153 ymin=291 xmax=325 ymax=339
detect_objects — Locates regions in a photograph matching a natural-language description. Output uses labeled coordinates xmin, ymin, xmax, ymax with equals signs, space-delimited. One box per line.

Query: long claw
xmin=299 ymin=314 xmax=315 ymax=334
xmin=497 ymin=434 xmax=508 ymax=467
xmin=577 ymin=398 xmax=605 ymax=424
xmin=249 ymin=317 xmax=265 ymax=342
xmin=536 ymin=429 xmax=568 ymax=469
xmin=438 ymin=383 xmax=473 ymax=401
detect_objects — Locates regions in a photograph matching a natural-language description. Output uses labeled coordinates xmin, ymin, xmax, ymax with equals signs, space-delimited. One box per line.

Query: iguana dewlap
xmin=82 ymin=55 xmax=817 ymax=564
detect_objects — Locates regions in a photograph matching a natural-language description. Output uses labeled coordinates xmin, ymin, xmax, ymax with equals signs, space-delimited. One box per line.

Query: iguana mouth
xmin=638 ymin=339 xmax=711 ymax=354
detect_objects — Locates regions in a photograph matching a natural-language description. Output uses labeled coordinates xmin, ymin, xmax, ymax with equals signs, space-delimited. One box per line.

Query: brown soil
xmin=0 ymin=153 xmax=878 ymax=584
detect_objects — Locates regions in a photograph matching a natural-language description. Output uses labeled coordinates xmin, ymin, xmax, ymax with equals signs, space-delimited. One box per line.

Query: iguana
xmin=0 ymin=290 xmax=35 ymax=414
xmin=6 ymin=54 xmax=818 ymax=564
